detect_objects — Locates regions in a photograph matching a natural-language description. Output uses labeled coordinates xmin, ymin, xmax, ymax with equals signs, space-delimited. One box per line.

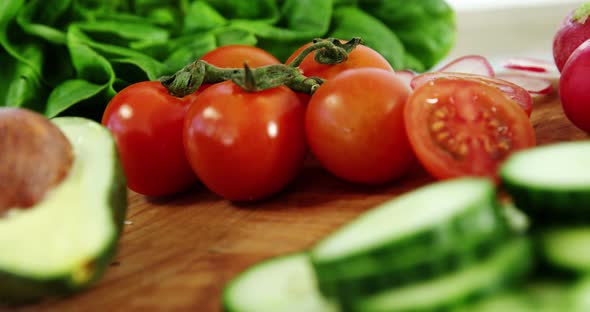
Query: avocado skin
xmin=0 ymin=121 xmax=128 ymax=305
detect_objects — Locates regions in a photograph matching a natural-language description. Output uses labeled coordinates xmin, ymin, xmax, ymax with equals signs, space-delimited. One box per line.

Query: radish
xmin=502 ymin=58 xmax=557 ymax=73
xmin=560 ymin=38 xmax=590 ymax=133
xmin=495 ymin=73 xmax=554 ymax=95
xmin=395 ymin=70 xmax=416 ymax=89
xmin=553 ymin=3 xmax=590 ymax=72
xmin=437 ymin=55 xmax=494 ymax=76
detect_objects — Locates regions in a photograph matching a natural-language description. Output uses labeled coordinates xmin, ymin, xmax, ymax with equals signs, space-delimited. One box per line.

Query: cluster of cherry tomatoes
xmin=102 ymin=41 xmax=537 ymax=201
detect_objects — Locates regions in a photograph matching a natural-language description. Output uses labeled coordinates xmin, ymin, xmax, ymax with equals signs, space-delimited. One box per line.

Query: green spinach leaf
xmin=358 ymin=0 xmax=455 ymax=71
xmin=329 ymin=6 xmax=405 ymax=70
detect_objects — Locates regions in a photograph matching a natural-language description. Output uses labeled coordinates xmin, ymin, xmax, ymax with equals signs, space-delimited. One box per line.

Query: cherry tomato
xmin=412 ymin=72 xmax=534 ymax=117
xmin=305 ymin=68 xmax=415 ymax=184
xmin=405 ymin=78 xmax=536 ymax=180
xmin=102 ymin=81 xmax=198 ymax=196
xmin=200 ymin=45 xmax=281 ymax=68
xmin=183 ymin=81 xmax=307 ymax=201
xmin=285 ymin=42 xmax=393 ymax=80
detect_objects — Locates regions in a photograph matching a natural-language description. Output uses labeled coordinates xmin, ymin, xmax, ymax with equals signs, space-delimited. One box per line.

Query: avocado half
xmin=0 ymin=117 xmax=127 ymax=303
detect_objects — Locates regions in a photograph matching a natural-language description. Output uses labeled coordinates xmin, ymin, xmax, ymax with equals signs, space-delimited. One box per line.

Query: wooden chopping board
xmin=5 ymin=95 xmax=589 ymax=312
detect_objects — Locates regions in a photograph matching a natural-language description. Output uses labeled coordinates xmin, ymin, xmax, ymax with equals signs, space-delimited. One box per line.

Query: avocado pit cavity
xmin=0 ymin=108 xmax=73 ymax=216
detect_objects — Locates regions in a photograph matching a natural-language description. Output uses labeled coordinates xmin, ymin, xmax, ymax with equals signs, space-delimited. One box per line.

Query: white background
xmin=443 ymin=0 xmax=587 ymax=67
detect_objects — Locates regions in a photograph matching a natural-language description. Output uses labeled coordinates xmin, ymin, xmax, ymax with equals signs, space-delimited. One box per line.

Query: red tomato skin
xmin=200 ymin=45 xmax=281 ymax=68
xmin=411 ymin=72 xmax=534 ymax=117
xmin=102 ymin=81 xmax=198 ymax=196
xmin=405 ymin=78 xmax=536 ymax=181
xmin=286 ymin=42 xmax=393 ymax=80
xmin=183 ymin=81 xmax=307 ymax=201
xmin=305 ymin=68 xmax=415 ymax=184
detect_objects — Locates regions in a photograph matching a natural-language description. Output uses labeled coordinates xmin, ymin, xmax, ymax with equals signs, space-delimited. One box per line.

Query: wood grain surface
xmin=4 ymin=94 xmax=588 ymax=312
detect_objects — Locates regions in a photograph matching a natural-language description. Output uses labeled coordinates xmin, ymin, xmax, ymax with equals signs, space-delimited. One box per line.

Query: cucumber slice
xmin=352 ymin=237 xmax=532 ymax=312
xmin=500 ymin=142 xmax=590 ymax=224
xmin=456 ymin=280 xmax=569 ymax=312
xmin=311 ymin=178 xmax=507 ymax=298
xmin=540 ymin=226 xmax=590 ymax=273
xmin=222 ymin=253 xmax=337 ymax=312
xmin=316 ymin=237 xmax=502 ymax=300
xmin=571 ymin=276 xmax=590 ymax=312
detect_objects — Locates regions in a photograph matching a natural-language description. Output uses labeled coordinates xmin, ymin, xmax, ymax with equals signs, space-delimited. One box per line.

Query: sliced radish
xmin=395 ymin=70 xmax=416 ymax=89
xmin=496 ymin=73 xmax=554 ymax=95
xmin=502 ymin=57 xmax=557 ymax=73
xmin=437 ymin=55 xmax=495 ymax=76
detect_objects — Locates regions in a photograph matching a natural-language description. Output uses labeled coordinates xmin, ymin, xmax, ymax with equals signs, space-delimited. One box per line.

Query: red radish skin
xmin=438 ymin=55 xmax=495 ymax=76
xmin=502 ymin=58 xmax=556 ymax=73
xmin=560 ymin=38 xmax=590 ymax=133
xmin=553 ymin=3 xmax=590 ymax=72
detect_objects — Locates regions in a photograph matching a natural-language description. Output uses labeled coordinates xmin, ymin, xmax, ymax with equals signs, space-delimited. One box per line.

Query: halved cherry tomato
xmin=411 ymin=72 xmax=534 ymax=117
xmin=102 ymin=81 xmax=198 ymax=196
xmin=200 ymin=45 xmax=281 ymax=68
xmin=305 ymin=68 xmax=415 ymax=184
xmin=405 ymin=78 xmax=536 ymax=180
xmin=285 ymin=42 xmax=393 ymax=80
xmin=183 ymin=81 xmax=307 ymax=201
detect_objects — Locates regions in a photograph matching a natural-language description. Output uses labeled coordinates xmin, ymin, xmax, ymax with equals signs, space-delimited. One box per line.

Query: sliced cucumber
xmin=571 ymin=276 xmax=590 ymax=312
xmin=222 ymin=253 xmax=337 ymax=312
xmin=352 ymin=237 xmax=532 ymax=312
xmin=500 ymin=142 xmax=590 ymax=224
xmin=311 ymin=178 xmax=507 ymax=298
xmin=456 ymin=280 xmax=569 ymax=312
xmin=316 ymin=237 xmax=502 ymax=300
xmin=539 ymin=226 xmax=590 ymax=273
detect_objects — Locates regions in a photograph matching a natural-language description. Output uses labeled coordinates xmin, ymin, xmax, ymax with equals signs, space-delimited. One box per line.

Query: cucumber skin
xmin=316 ymin=232 xmax=510 ymax=301
xmin=0 ymin=120 xmax=128 ymax=304
xmin=501 ymin=179 xmax=590 ymax=225
xmin=350 ymin=238 xmax=533 ymax=312
xmin=311 ymin=189 xmax=510 ymax=300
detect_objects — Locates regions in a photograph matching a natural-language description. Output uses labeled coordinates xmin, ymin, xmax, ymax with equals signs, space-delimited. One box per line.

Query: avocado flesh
xmin=0 ymin=117 xmax=127 ymax=303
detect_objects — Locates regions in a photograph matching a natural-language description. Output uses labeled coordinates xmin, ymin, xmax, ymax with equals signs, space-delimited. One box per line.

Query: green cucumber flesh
xmin=501 ymin=142 xmax=590 ymax=190
xmin=0 ymin=117 xmax=127 ymax=303
xmin=540 ymin=226 xmax=590 ymax=273
xmin=222 ymin=253 xmax=337 ymax=312
xmin=312 ymin=178 xmax=499 ymax=262
xmin=571 ymin=276 xmax=590 ymax=312
xmin=353 ymin=237 xmax=532 ymax=312
xmin=316 ymin=234 xmax=504 ymax=300
xmin=456 ymin=280 xmax=569 ymax=312
xmin=500 ymin=142 xmax=590 ymax=223
xmin=311 ymin=178 xmax=507 ymax=298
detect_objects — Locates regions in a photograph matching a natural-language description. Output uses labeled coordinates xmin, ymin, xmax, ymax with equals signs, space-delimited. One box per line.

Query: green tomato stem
xmin=159 ymin=37 xmax=362 ymax=97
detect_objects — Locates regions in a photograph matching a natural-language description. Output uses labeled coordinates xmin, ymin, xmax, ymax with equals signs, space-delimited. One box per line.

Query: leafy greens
xmin=0 ymin=0 xmax=455 ymax=119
